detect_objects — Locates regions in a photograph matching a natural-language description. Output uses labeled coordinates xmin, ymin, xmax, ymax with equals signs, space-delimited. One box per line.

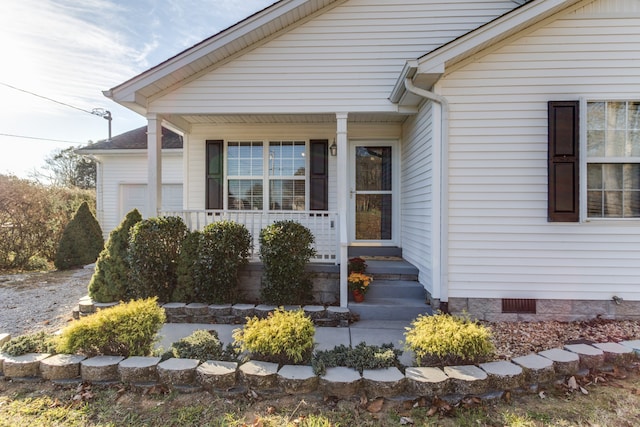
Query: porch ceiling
xmin=179 ymin=112 xmax=410 ymax=125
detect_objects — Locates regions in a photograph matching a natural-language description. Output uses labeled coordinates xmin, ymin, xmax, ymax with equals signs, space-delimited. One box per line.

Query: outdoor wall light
xmin=330 ymin=140 xmax=337 ymax=156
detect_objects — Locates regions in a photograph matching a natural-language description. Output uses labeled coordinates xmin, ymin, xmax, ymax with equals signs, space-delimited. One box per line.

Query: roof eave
xmin=416 ymin=0 xmax=587 ymax=77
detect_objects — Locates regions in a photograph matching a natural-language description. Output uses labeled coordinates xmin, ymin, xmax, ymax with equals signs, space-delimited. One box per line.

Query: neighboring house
xmin=78 ymin=127 xmax=183 ymax=238
xmin=103 ymin=0 xmax=640 ymax=320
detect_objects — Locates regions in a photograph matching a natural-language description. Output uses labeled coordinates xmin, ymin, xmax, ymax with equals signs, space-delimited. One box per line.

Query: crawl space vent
xmin=502 ymin=298 xmax=536 ymax=314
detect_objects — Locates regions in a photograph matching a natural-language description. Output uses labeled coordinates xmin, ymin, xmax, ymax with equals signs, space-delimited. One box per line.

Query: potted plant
xmin=348 ymin=272 xmax=373 ymax=302
xmin=348 ymin=257 xmax=367 ymax=274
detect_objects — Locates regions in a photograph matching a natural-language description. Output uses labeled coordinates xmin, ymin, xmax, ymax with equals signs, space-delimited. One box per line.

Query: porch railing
xmin=160 ymin=210 xmax=339 ymax=263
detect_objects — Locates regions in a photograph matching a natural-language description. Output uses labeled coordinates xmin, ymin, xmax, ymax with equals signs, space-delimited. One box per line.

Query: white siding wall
xmin=184 ymin=122 xmax=401 ymax=210
xmin=401 ymin=101 xmax=435 ymax=294
xmin=150 ymin=0 xmax=516 ymax=114
xmin=441 ymin=0 xmax=640 ymax=300
xmin=96 ymin=152 xmax=183 ymax=237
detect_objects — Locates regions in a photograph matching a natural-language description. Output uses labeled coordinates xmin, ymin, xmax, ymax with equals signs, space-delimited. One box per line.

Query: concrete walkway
xmin=157 ymin=319 xmax=416 ymax=366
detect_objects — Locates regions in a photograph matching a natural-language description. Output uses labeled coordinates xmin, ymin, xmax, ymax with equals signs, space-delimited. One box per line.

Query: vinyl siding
xmin=150 ymin=0 xmax=517 ymax=114
xmin=440 ymin=0 xmax=640 ymax=300
xmin=401 ymin=101 xmax=435 ymax=295
xmin=95 ymin=152 xmax=183 ymax=237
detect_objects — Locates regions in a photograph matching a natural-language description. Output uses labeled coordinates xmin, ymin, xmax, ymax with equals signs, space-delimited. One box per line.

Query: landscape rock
xmin=119 ymin=356 xmax=161 ymax=384
xmin=40 ymin=354 xmax=86 ymax=381
xmin=239 ymin=360 xmax=279 ymax=389
xmin=319 ymin=367 xmax=361 ymax=397
xmin=2 ymin=353 xmax=50 ymax=379
xmin=405 ymin=366 xmax=451 ymax=397
xmin=81 ymin=356 xmax=125 ymax=382
xmin=157 ymin=358 xmax=200 ymax=390
xmin=197 ymin=360 xmax=238 ymax=391
xmin=278 ymin=365 xmax=318 ymax=394
xmin=362 ymin=367 xmax=406 ymax=397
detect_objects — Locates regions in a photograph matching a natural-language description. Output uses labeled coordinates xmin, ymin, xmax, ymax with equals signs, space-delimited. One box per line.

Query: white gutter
xmin=403 ymin=78 xmax=450 ymax=310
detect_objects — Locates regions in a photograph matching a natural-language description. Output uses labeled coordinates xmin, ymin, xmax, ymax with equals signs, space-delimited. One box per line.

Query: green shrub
xmin=166 ymin=329 xmax=237 ymax=363
xmin=312 ymin=342 xmax=402 ymax=375
xmin=56 ymin=298 xmax=166 ymax=357
xmin=128 ymin=216 xmax=188 ymax=301
xmin=174 ymin=221 xmax=251 ymax=304
xmin=0 ymin=331 xmax=58 ymax=356
xmin=88 ymin=209 xmax=142 ymax=302
xmin=232 ymin=308 xmax=315 ymax=366
xmin=54 ymin=201 xmax=104 ymax=270
xmin=404 ymin=312 xmax=495 ymax=366
xmin=259 ymin=221 xmax=316 ymax=305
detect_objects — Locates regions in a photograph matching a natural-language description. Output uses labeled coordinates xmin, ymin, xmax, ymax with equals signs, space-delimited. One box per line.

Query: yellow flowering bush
xmin=348 ymin=272 xmax=373 ymax=294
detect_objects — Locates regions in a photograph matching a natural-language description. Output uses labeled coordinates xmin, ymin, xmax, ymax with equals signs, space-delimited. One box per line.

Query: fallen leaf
xmin=503 ymin=390 xmax=512 ymax=404
xmin=367 ymin=397 xmax=384 ymax=413
xmin=580 ymin=386 xmax=589 ymax=395
xmin=567 ymin=376 xmax=578 ymax=390
xmin=539 ymin=391 xmax=547 ymax=399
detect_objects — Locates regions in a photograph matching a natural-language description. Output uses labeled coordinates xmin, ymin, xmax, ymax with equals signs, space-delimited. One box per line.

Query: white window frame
xmin=581 ymin=98 xmax=640 ymax=221
xmin=225 ymin=140 xmax=309 ymax=211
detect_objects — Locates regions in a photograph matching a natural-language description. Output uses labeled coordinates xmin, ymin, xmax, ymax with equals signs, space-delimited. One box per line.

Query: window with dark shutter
xmin=548 ymin=101 xmax=580 ymax=222
xmin=309 ymin=139 xmax=328 ymax=210
xmin=206 ymin=140 xmax=223 ymax=209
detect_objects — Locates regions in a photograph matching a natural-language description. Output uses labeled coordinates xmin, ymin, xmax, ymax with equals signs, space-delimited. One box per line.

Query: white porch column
xmin=147 ymin=114 xmax=162 ymax=218
xmin=336 ymin=112 xmax=349 ymax=307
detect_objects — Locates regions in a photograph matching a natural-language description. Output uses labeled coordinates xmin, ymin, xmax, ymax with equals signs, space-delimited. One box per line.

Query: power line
xmin=0 ymin=133 xmax=85 ymax=144
xmin=0 ymin=81 xmax=113 ymax=139
xmin=0 ymin=81 xmax=96 ymax=115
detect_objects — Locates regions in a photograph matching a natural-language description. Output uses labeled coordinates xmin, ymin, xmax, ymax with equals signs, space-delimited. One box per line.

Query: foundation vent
xmin=502 ymin=298 xmax=536 ymax=314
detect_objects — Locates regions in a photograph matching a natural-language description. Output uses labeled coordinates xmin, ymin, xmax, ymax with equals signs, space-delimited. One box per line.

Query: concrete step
xmin=365 ymin=280 xmax=426 ymax=300
xmin=348 ymin=297 xmax=432 ymax=321
xmin=348 ymin=246 xmax=403 ymax=258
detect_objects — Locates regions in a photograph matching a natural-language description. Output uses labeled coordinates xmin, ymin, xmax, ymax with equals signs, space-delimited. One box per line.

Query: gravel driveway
xmin=0 ymin=266 xmax=93 ymax=337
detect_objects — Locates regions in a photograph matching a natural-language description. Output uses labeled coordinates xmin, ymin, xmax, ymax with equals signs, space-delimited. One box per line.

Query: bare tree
xmin=32 ymin=146 xmax=96 ymax=189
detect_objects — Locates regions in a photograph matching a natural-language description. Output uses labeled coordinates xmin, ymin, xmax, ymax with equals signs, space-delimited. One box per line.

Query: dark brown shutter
xmin=309 ymin=139 xmax=328 ymax=210
xmin=548 ymin=101 xmax=579 ymax=222
xmin=206 ymin=140 xmax=223 ymax=209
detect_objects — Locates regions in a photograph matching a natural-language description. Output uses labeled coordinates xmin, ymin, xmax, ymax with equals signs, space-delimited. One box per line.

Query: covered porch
xmin=145 ymin=112 xmax=412 ymax=308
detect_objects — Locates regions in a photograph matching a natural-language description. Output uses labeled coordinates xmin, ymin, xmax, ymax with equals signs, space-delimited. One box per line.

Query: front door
xmin=349 ymin=141 xmax=398 ymax=244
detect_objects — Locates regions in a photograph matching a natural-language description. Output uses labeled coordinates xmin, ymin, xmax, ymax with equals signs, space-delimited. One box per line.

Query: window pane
xmin=608 ymin=102 xmax=626 ymax=129
xmin=587 ymin=190 xmax=603 ymax=217
xmin=587 ymin=130 xmax=605 ymax=157
xmin=602 ymin=164 xmax=622 ymax=189
xmin=587 ymin=164 xmax=602 ymax=189
xmin=228 ymin=179 xmax=263 ymax=210
xmin=623 ymin=164 xmax=640 ymax=189
xmin=269 ymin=179 xmax=305 ymax=210
xmin=606 ymin=130 xmax=626 ymax=157
xmin=587 ymin=102 xmax=605 ymax=130
xmin=604 ymin=191 xmax=623 ymax=217
xmin=629 ymin=131 xmax=640 ymax=156
xmin=629 ymin=102 xmax=640 ymax=129
xmin=624 ymin=191 xmax=640 ymax=217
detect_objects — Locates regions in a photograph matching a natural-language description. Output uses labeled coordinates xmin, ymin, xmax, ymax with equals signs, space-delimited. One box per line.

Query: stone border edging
xmin=75 ymin=299 xmax=355 ymax=327
xmin=1 ymin=338 xmax=639 ymax=400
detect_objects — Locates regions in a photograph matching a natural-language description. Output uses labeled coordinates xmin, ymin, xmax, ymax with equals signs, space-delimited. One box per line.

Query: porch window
xmin=587 ymin=101 xmax=640 ymax=218
xmin=227 ymin=140 xmax=307 ymax=210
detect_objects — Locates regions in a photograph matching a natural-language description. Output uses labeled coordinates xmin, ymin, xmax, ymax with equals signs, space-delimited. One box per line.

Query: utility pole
xmin=91 ymin=108 xmax=112 ymax=140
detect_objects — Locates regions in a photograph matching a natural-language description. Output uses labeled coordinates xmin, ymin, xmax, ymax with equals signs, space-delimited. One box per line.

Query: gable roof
xmin=104 ymin=0 xmax=343 ymax=115
xmin=390 ymin=0 xmax=588 ymax=105
xmin=78 ymin=126 xmax=183 ymax=152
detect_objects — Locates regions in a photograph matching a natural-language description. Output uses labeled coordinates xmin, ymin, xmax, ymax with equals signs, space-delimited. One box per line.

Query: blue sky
xmin=0 ymin=0 xmax=275 ymax=179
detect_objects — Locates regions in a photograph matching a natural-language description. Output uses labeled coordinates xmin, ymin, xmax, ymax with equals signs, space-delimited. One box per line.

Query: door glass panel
xmin=355 ymin=147 xmax=392 ymax=191
xmin=355 ymin=194 xmax=392 ymax=240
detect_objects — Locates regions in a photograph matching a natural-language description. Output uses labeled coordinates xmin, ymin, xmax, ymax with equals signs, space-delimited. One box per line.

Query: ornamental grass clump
xmin=404 ymin=312 xmax=494 ymax=366
xmin=232 ymin=308 xmax=315 ymax=366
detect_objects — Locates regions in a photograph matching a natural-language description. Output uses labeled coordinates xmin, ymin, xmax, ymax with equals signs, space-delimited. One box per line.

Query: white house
xmin=102 ymin=0 xmax=640 ymax=320
xmin=78 ymin=126 xmax=184 ymax=238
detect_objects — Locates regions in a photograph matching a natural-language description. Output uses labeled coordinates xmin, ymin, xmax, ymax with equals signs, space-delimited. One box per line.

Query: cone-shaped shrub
xmin=88 ymin=209 xmax=142 ymax=302
xmin=54 ymin=201 xmax=103 ymax=270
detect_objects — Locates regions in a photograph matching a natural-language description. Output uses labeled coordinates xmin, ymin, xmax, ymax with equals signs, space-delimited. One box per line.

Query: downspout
xmin=404 ymin=78 xmax=450 ymax=312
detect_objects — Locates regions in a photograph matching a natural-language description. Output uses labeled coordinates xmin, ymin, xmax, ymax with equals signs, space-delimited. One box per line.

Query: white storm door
xmin=349 ymin=141 xmax=398 ymax=244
